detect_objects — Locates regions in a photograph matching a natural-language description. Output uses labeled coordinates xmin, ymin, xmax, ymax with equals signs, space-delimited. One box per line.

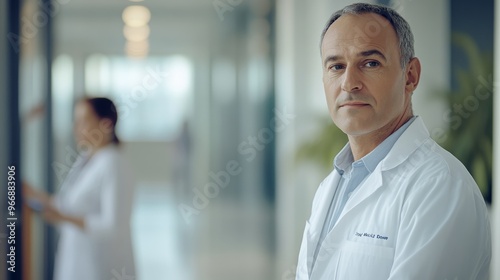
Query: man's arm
xmin=388 ymin=176 xmax=491 ymax=280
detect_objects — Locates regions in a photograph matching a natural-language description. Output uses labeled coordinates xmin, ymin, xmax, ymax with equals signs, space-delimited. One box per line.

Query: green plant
xmin=296 ymin=117 xmax=347 ymax=172
xmin=440 ymin=32 xmax=493 ymax=202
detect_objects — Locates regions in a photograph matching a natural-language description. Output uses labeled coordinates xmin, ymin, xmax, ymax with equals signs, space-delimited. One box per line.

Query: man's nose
xmin=341 ymin=66 xmax=362 ymax=92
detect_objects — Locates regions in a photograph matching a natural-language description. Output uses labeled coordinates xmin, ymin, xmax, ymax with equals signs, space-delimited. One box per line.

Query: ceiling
xmin=55 ymin=0 xmax=219 ymax=56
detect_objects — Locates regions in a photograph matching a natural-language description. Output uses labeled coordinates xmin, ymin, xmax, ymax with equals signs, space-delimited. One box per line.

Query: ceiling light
xmin=122 ymin=5 xmax=151 ymax=27
xmin=125 ymin=40 xmax=149 ymax=52
xmin=123 ymin=25 xmax=150 ymax=42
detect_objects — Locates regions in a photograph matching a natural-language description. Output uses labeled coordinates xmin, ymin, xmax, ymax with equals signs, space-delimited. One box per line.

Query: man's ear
xmin=405 ymin=57 xmax=421 ymax=94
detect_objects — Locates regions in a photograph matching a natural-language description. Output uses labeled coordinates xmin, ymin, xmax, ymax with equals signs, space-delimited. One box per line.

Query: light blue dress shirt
xmin=311 ymin=116 xmax=416 ymax=268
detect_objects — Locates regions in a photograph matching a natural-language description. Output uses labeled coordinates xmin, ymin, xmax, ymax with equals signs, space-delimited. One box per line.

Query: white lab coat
xmin=52 ymin=145 xmax=136 ymax=280
xmin=296 ymin=117 xmax=491 ymax=280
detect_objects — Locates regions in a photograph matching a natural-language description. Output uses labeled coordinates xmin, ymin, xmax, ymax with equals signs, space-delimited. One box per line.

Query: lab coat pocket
xmin=336 ymin=240 xmax=394 ymax=280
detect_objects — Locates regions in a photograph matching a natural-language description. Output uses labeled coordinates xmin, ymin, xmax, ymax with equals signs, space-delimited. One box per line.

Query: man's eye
xmin=365 ymin=61 xmax=380 ymax=68
xmin=329 ymin=64 xmax=344 ymax=71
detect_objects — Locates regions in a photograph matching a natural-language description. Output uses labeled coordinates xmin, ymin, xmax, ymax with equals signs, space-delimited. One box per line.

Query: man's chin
xmin=334 ymin=119 xmax=374 ymax=136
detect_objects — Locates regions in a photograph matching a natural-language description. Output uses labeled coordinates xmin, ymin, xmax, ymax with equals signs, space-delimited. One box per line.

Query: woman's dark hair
xmin=81 ymin=97 xmax=120 ymax=145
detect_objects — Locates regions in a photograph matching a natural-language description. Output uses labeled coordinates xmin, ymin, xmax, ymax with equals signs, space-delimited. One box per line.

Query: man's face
xmin=321 ymin=13 xmax=414 ymax=137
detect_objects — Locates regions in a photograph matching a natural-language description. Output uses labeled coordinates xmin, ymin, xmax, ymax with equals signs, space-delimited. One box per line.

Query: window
xmin=85 ymin=55 xmax=193 ymax=141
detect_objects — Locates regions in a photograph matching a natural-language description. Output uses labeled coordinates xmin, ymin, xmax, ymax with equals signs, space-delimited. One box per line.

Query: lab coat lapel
xmin=309 ymin=171 xmax=342 ymax=233
xmin=333 ymin=161 xmax=384 ymax=228
xmin=305 ymin=171 xmax=342 ymax=273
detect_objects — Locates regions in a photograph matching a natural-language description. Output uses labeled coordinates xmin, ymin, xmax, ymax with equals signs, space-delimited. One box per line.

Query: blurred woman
xmin=24 ymin=97 xmax=136 ymax=280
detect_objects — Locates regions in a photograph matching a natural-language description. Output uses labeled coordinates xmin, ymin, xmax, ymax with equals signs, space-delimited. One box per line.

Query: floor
xmin=131 ymin=183 xmax=276 ymax=280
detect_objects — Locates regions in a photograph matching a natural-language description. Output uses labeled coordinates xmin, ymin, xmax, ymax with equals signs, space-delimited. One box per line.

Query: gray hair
xmin=320 ymin=3 xmax=414 ymax=68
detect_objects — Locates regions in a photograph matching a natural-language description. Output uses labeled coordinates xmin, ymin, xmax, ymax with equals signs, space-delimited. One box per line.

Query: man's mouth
xmin=340 ymin=102 xmax=370 ymax=108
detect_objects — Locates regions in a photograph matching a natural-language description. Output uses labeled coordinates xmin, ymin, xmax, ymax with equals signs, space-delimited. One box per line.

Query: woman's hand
xmin=23 ymin=181 xmax=85 ymax=230
xmin=41 ymin=204 xmax=65 ymax=225
xmin=22 ymin=181 xmax=51 ymax=206
xmin=42 ymin=204 xmax=85 ymax=230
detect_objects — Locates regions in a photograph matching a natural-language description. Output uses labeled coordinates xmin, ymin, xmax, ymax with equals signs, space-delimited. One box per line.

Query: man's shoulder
xmin=394 ymin=139 xmax=479 ymax=195
xmin=409 ymin=139 xmax=470 ymax=176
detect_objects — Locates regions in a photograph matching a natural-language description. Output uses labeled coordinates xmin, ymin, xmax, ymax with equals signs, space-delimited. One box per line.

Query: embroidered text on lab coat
xmin=354 ymin=232 xmax=389 ymax=240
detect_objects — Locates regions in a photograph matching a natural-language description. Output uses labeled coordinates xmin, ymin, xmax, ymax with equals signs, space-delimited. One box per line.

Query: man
xmin=296 ymin=3 xmax=491 ymax=280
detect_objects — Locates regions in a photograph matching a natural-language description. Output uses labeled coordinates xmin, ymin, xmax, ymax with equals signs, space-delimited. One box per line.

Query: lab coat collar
xmin=380 ymin=116 xmax=430 ymax=171
xmin=333 ymin=116 xmax=429 ymax=229
xmin=334 ymin=116 xmax=417 ymax=175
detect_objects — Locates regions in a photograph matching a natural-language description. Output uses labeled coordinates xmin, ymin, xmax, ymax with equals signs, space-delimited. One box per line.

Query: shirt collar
xmin=334 ymin=116 xmax=417 ymax=174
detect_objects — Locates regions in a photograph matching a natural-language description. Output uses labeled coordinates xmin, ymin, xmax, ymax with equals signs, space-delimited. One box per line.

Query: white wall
xmin=122 ymin=142 xmax=173 ymax=183
xmin=398 ymin=0 xmax=449 ymax=138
